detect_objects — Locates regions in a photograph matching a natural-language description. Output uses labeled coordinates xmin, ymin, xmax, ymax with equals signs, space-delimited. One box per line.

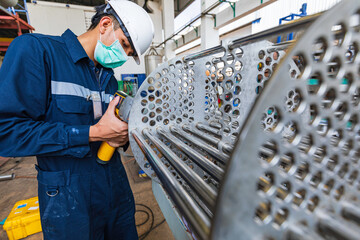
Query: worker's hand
xmin=106 ymin=134 xmax=129 ymax=148
xmin=89 ymin=96 xmax=129 ymax=147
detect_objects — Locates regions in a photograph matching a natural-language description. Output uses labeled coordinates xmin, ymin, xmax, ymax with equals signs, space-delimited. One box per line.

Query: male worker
xmin=0 ymin=1 xmax=154 ymax=239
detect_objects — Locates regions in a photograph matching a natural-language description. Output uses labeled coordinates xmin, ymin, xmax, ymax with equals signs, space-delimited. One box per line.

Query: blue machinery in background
xmin=277 ymin=3 xmax=307 ymax=43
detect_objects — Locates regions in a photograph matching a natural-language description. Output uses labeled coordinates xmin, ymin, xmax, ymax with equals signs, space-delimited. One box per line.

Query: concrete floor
xmin=0 ymin=149 xmax=175 ymax=240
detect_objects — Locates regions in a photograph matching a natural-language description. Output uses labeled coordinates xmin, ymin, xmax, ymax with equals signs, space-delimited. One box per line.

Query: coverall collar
xmin=61 ymin=29 xmax=89 ymax=63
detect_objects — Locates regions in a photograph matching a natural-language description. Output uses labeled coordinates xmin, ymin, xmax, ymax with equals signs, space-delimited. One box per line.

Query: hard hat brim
xmin=133 ymin=55 xmax=140 ymax=65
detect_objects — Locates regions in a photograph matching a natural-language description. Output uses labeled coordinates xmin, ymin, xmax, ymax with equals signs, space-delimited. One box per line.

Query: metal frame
xmin=128 ymin=0 xmax=360 ymax=239
xmin=0 ymin=6 xmax=34 ymax=52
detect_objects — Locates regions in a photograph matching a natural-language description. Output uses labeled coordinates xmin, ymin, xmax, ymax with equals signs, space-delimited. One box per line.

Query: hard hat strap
xmin=104 ymin=4 xmax=137 ymax=57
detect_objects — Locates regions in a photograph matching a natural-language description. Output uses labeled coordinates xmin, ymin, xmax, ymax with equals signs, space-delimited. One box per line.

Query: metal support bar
xmin=143 ymin=128 xmax=217 ymax=211
xmin=131 ymin=129 xmax=210 ymax=240
xmin=266 ymin=40 xmax=294 ymax=53
xmin=183 ymin=45 xmax=225 ymax=62
xmin=194 ymin=26 xmax=199 ymax=37
xmin=170 ymin=126 xmax=229 ymax=164
xmin=219 ymin=0 xmax=235 ymax=18
xmin=157 ymin=127 xmax=224 ymax=182
xmin=0 ymin=41 xmax=12 ymax=47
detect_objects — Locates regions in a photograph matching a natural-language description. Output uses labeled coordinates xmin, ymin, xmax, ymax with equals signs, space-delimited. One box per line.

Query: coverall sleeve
xmin=0 ymin=34 xmax=90 ymax=158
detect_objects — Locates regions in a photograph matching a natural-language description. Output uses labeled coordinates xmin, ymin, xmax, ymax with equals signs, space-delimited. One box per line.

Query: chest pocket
xmin=56 ymin=97 xmax=91 ymax=114
xmin=54 ymin=96 xmax=93 ymax=125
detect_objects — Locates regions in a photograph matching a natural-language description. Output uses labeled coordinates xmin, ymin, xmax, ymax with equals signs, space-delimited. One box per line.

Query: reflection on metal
xmin=157 ymin=126 xmax=224 ymax=182
xmin=129 ymin=0 xmax=360 ymax=239
xmin=0 ymin=173 xmax=15 ymax=181
xmin=131 ymin=129 xmax=210 ymax=239
xmin=143 ymin=128 xmax=217 ymax=211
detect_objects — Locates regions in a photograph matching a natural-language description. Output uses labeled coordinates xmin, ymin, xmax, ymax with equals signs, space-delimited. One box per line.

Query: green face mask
xmin=94 ymin=25 xmax=129 ymax=68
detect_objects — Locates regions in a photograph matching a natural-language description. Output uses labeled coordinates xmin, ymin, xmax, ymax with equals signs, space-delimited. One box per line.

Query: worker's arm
xmin=0 ymin=35 xmax=91 ymax=158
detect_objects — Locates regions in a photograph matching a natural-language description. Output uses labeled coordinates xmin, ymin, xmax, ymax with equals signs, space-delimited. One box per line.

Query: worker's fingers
xmin=107 ymin=96 xmax=120 ymax=113
xmin=106 ymin=135 xmax=129 ymax=148
xmin=113 ymin=120 xmax=128 ymax=134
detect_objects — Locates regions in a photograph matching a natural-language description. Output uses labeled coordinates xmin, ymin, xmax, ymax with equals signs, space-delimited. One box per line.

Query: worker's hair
xmin=88 ymin=4 xmax=120 ymax=31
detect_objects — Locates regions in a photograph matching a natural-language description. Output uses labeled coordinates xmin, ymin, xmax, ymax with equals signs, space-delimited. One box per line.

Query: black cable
xmin=0 ymin=158 xmax=21 ymax=174
xmin=140 ymin=218 xmax=166 ymax=240
xmin=149 ymin=219 xmax=166 ymax=232
xmin=135 ymin=203 xmax=167 ymax=240
xmin=135 ymin=209 xmax=150 ymax=227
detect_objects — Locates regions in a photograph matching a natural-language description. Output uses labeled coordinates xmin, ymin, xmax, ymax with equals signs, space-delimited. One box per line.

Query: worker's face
xmin=99 ymin=17 xmax=134 ymax=57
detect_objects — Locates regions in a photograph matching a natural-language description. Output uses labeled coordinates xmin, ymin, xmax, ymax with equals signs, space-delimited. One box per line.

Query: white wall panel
xmin=252 ymin=0 xmax=342 ymax=33
xmin=27 ymin=1 xmax=94 ymax=36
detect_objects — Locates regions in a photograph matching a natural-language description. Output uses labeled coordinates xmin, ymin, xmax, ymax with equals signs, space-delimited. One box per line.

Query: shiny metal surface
xmin=128 ymin=1 xmax=360 ymax=239
xmin=213 ymin=0 xmax=360 ymax=239
xmin=0 ymin=173 xmax=15 ymax=181
xmin=131 ymin=129 xmax=210 ymax=239
xmin=143 ymin=128 xmax=217 ymax=210
xmin=157 ymin=126 xmax=224 ymax=182
xmin=170 ymin=126 xmax=229 ymax=164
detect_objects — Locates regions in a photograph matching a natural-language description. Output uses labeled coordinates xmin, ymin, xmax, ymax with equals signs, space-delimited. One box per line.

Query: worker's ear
xmin=99 ymin=16 xmax=112 ymax=34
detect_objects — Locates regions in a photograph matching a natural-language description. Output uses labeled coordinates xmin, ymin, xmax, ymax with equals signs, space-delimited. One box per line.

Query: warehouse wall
xmin=220 ymin=24 xmax=252 ymax=43
xmin=174 ymin=23 xmax=252 ymax=58
xmin=27 ymin=1 xmax=94 ymax=36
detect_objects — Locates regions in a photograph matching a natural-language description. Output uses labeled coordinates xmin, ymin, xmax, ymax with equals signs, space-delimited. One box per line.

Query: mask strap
xmin=99 ymin=23 xmax=117 ymax=43
xmin=111 ymin=23 xmax=117 ymax=41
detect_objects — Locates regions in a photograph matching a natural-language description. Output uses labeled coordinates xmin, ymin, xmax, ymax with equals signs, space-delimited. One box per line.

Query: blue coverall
xmin=0 ymin=29 xmax=137 ymax=240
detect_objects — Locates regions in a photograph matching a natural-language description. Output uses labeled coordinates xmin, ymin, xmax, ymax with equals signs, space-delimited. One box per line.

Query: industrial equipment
xmin=127 ymin=0 xmax=360 ymax=239
xmin=145 ymin=47 xmax=163 ymax=76
xmin=97 ymin=91 xmax=133 ymax=164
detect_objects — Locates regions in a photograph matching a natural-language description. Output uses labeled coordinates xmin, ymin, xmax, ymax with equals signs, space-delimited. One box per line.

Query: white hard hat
xmin=106 ymin=0 xmax=154 ymax=65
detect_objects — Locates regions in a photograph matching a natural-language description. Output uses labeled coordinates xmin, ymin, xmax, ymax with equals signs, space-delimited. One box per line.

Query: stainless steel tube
xmin=131 ymin=129 xmax=210 ymax=240
xmin=143 ymin=128 xmax=217 ymax=211
xmin=183 ymin=124 xmax=233 ymax=154
xmin=342 ymin=202 xmax=360 ymax=223
xmin=196 ymin=123 xmax=222 ymax=136
xmin=0 ymin=173 xmax=15 ymax=181
xmin=170 ymin=126 xmax=229 ymax=164
xmin=182 ymin=124 xmax=220 ymax=146
xmin=157 ymin=127 xmax=224 ymax=182
xmin=317 ymin=211 xmax=360 ymax=240
xmin=221 ymin=143 xmax=233 ymax=154
xmin=287 ymin=224 xmax=325 ymax=240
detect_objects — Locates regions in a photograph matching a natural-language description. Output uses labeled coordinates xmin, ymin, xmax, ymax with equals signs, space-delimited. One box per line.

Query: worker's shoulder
xmin=20 ymin=33 xmax=64 ymax=43
xmin=14 ymin=33 xmax=64 ymax=48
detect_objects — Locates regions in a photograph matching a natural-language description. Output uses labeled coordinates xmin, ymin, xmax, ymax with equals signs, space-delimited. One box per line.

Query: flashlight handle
xmin=97 ymin=141 xmax=116 ymax=164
